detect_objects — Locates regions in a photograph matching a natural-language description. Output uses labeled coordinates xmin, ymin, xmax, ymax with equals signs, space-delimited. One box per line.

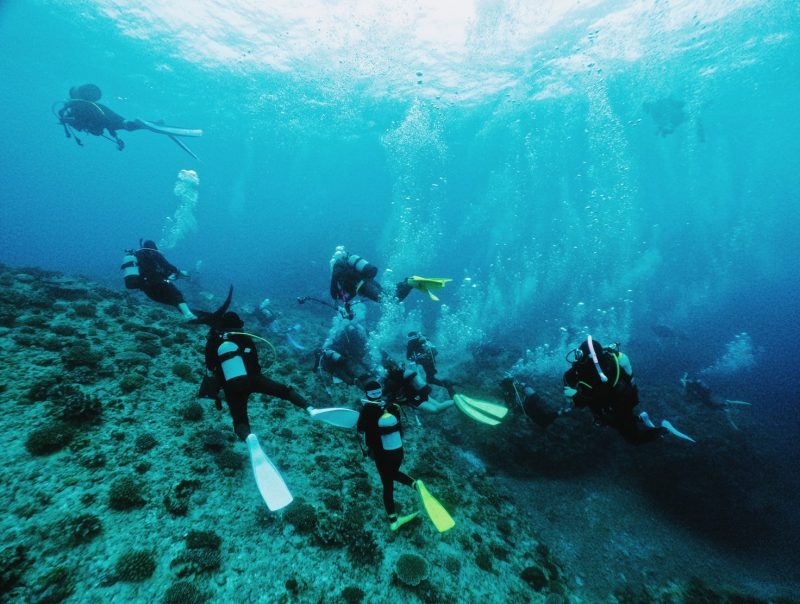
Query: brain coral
xmin=395 ymin=553 xmax=429 ymax=587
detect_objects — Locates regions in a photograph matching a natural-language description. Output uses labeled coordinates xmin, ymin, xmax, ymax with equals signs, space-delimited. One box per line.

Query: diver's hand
xmin=563 ymin=386 xmax=577 ymax=398
xmin=179 ymin=270 xmax=190 ymax=279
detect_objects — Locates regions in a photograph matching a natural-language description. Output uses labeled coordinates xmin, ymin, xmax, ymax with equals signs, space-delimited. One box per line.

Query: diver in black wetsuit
xmin=122 ymin=240 xmax=197 ymax=320
xmin=329 ymin=246 xmax=413 ymax=314
xmin=56 ymin=84 xmax=145 ymax=150
xmin=203 ymin=312 xmax=313 ymax=441
xmin=55 ymin=83 xmax=202 ymax=156
xmin=382 ymin=358 xmax=453 ymax=413
xmin=406 ymin=331 xmax=456 ymax=398
xmin=563 ymin=337 xmax=693 ymax=445
xmin=317 ymin=319 xmax=374 ymax=387
xmin=356 ymin=381 xmax=417 ymax=530
xmin=500 ymin=377 xmax=560 ymax=430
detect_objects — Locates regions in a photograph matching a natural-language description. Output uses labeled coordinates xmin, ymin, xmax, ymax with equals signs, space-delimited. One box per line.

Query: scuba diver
xmin=357 ymin=380 xmax=455 ymax=532
xmin=357 ymin=380 xmax=418 ymax=530
xmin=329 ymin=246 xmax=451 ymax=318
xmin=563 ymin=336 xmax=695 ymax=445
xmin=500 ymin=377 xmax=562 ymax=430
xmin=121 ymin=239 xmax=198 ymax=320
xmin=316 ymin=316 xmax=374 ymax=387
xmin=54 ymin=83 xmax=202 ymax=158
xmin=406 ymin=331 xmax=456 ymax=398
xmin=201 ymin=311 xmax=314 ymax=441
xmin=382 ymin=357 xmax=454 ymax=413
xmin=680 ymin=373 xmax=751 ymax=430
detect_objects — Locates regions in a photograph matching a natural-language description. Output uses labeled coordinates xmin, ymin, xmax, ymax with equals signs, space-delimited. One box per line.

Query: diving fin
xmin=167 ymin=134 xmax=200 ymax=160
xmin=458 ymin=394 xmax=508 ymax=420
xmin=308 ymin=407 xmax=359 ymax=429
xmin=390 ymin=511 xmax=420 ymax=531
xmin=188 ymin=285 xmax=233 ymax=327
xmin=660 ymin=420 xmax=696 ymax=443
xmin=245 ymin=434 xmax=293 ymax=511
xmin=406 ymin=276 xmax=453 ymax=301
xmin=136 ymin=118 xmax=203 ymax=137
xmin=639 ymin=411 xmax=656 ymax=428
xmin=453 ymin=394 xmax=506 ymax=425
xmin=415 ymin=480 xmax=454 ymax=533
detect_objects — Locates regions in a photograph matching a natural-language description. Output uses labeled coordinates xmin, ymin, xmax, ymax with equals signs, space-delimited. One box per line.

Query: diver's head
xmin=363 ymin=380 xmax=383 ymax=402
xmin=141 ymin=239 xmax=158 ymax=250
xmin=221 ymin=311 xmax=244 ymax=330
xmin=382 ymin=356 xmax=400 ymax=372
xmin=577 ymin=337 xmax=603 ymax=360
xmin=69 ymin=84 xmax=102 ymax=102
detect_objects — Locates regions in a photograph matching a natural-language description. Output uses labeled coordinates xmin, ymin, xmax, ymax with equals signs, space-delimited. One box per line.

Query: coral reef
xmin=0 ymin=266 xmax=795 ymax=603
xmin=395 ymin=553 xmax=429 ymax=587
xmin=108 ymin=476 xmax=146 ymax=511
xmin=24 ymin=421 xmax=76 ymax=456
xmin=114 ymin=550 xmax=156 ymax=582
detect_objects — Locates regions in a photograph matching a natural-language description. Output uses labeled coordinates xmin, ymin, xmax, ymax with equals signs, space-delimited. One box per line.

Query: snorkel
xmin=586 ymin=335 xmax=608 ymax=383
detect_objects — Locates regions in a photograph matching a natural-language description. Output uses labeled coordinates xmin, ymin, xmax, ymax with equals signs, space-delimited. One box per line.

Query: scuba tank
xmin=120 ymin=252 xmax=140 ymax=289
xmin=217 ymin=340 xmax=248 ymax=382
xmin=378 ymin=411 xmax=402 ymax=451
xmin=404 ymin=367 xmax=428 ymax=395
xmin=346 ymin=254 xmax=378 ymax=279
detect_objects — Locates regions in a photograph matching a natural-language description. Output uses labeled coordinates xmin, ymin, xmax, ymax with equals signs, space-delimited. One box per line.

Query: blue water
xmin=2 ymin=2 xmax=799 ymax=439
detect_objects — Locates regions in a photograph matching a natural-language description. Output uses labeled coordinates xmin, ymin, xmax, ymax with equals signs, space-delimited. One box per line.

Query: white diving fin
xmin=308 ymin=407 xmax=359 ymax=429
xmin=245 ymin=434 xmax=293 ymax=511
xmin=660 ymin=420 xmax=696 ymax=443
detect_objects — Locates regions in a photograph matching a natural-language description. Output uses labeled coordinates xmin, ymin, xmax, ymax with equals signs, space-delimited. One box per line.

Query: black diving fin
xmin=188 ymin=285 xmax=233 ymax=327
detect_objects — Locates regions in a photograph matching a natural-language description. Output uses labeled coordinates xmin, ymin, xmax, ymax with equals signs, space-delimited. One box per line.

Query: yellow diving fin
xmin=453 ymin=394 xmax=508 ymax=425
xmin=406 ymin=276 xmax=453 ymax=301
xmin=415 ymin=480 xmax=455 ymax=533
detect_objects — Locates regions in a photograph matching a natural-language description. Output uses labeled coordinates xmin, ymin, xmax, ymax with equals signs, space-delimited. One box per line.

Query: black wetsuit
xmin=563 ymin=349 xmax=664 ymax=445
xmin=58 ymin=100 xmax=142 ymax=147
xmin=500 ymin=379 xmax=558 ymax=430
xmin=406 ymin=335 xmax=456 ymax=397
xmin=383 ymin=366 xmax=430 ymax=408
xmin=356 ymin=400 xmax=414 ymax=516
xmin=319 ymin=323 xmax=372 ymax=386
xmin=134 ymin=248 xmax=186 ymax=308
xmin=205 ymin=330 xmax=308 ymax=440
xmin=330 ymin=258 xmax=412 ymax=305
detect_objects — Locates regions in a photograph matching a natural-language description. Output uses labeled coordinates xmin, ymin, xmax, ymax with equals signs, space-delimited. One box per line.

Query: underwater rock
xmin=61 ymin=513 xmax=103 ymax=546
xmin=0 ymin=545 xmax=29 ymax=595
xmin=30 ymin=566 xmax=75 ymax=603
xmin=24 ymin=421 xmax=76 ymax=456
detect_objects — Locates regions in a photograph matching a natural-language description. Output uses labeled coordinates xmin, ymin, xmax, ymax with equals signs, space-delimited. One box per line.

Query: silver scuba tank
xmin=121 ymin=253 xmax=140 ymax=289
xmin=379 ymin=411 xmax=402 ymax=451
xmin=346 ymin=254 xmax=378 ymax=279
xmin=218 ymin=340 xmax=247 ymax=382
xmin=404 ymin=367 xmax=427 ymax=393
